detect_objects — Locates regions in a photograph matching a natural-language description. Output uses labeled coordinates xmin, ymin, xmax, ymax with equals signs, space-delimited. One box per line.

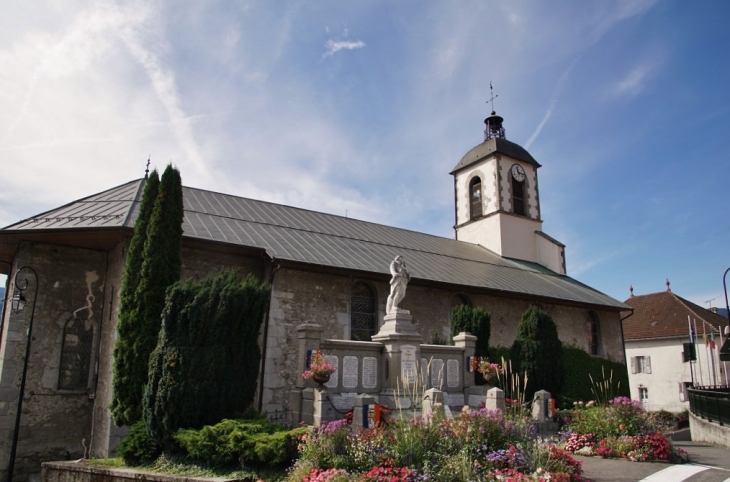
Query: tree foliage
xmin=111 ymin=171 xmax=160 ymax=426
xmin=111 ymin=165 xmax=183 ymax=426
xmin=143 ymin=270 xmax=270 ymax=451
xmin=450 ymin=304 xmax=491 ymax=384
xmin=510 ymin=304 xmax=565 ymax=401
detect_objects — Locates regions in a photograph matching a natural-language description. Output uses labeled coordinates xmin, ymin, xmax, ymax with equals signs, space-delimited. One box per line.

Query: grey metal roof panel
xmin=1 ymin=179 xmax=627 ymax=310
xmin=4 ymin=179 xmax=142 ymax=230
xmin=451 ymin=137 xmax=541 ymax=174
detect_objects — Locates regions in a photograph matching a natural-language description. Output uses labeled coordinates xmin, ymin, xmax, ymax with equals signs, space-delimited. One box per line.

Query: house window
xmin=639 ymin=386 xmax=649 ymax=407
xmin=469 ymin=177 xmax=482 ymax=220
xmin=631 ymin=356 xmax=652 ymax=374
xmin=679 ymin=381 xmax=692 ymax=402
xmin=58 ymin=317 xmax=94 ymax=390
xmin=351 ymin=282 xmax=376 ymax=341
xmin=512 ymin=177 xmax=525 ymax=216
xmin=588 ymin=312 xmax=600 ymax=355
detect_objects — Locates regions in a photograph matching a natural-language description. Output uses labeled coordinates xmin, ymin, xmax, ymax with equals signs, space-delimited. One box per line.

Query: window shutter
xmin=645 ymin=357 xmax=652 ymax=374
xmin=630 ymin=357 xmax=637 ymax=374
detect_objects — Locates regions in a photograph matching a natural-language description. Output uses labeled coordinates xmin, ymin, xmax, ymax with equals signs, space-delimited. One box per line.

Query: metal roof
xmin=2 ymin=179 xmax=628 ymax=310
xmin=451 ymin=137 xmax=541 ymax=174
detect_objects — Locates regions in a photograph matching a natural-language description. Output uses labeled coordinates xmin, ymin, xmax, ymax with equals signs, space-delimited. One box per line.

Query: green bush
xmin=450 ymin=305 xmax=491 ymax=384
xmin=510 ymin=305 xmax=565 ymax=401
xmin=117 ymin=420 xmax=162 ymax=466
xmin=174 ymin=418 xmax=306 ymax=467
xmin=561 ymin=345 xmax=629 ymax=407
xmin=143 ymin=270 xmax=270 ymax=451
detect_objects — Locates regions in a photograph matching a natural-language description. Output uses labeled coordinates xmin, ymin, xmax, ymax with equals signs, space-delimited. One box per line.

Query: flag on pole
xmin=688 ymin=315 xmax=695 ymax=343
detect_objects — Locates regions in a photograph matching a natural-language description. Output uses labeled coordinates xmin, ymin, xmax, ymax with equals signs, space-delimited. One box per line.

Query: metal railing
xmin=688 ymin=386 xmax=730 ymax=426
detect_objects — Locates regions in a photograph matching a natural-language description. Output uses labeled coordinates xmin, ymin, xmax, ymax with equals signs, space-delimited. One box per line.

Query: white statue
xmin=386 ymin=255 xmax=410 ymax=315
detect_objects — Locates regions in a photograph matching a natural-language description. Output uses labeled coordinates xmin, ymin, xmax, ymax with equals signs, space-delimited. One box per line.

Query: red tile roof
xmin=623 ymin=291 xmax=728 ymax=341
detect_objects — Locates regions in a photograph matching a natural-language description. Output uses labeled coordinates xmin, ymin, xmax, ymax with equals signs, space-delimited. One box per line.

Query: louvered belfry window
xmin=351 ymin=282 xmax=376 ymax=341
xmin=58 ymin=317 xmax=94 ymax=390
xmin=512 ymin=177 xmax=525 ymax=216
xmin=469 ymin=177 xmax=482 ymax=220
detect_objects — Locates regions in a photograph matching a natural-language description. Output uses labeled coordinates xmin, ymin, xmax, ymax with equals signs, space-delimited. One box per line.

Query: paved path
xmin=576 ymin=430 xmax=730 ymax=482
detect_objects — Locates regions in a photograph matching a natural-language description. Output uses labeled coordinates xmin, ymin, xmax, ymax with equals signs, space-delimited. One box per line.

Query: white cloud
xmin=609 ymin=64 xmax=654 ymax=99
xmin=321 ymin=39 xmax=365 ymax=60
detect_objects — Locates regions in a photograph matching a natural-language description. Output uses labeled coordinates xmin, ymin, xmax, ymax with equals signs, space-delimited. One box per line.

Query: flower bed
xmin=560 ymin=397 xmax=688 ymax=463
xmin=287 ymin=408 xmax=586 ymax=481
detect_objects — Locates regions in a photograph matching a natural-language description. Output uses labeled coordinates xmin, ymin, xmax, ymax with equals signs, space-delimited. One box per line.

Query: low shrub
xmin=117 ymin=420 xmax=162 ymax=466
xmin=174 ymin=418 xmax=306 ymax=468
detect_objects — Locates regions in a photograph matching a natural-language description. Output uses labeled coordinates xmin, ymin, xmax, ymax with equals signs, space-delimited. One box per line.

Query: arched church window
xmin=351 ymin=282 xmax=376 ymax=341
xmin=588 ymin=311 xmax=600 ymax=356
xmin=469 ymin=177 xmax=482 ymax=220
xmin=58 ymin=317 xmax=94 ymax=390
xmin=512 ymin=177 xmax=525 ymax=216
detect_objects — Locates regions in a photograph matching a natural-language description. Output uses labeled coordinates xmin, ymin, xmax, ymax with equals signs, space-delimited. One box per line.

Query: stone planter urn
xmin=312 ymin=373 xmax=331 ymax=385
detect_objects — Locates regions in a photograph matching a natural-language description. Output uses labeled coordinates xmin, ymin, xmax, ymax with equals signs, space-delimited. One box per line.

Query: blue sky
xmin=0 ymin=1 xmax=728 ymax=309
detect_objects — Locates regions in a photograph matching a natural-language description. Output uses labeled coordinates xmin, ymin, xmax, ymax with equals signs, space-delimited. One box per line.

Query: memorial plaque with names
xmin=431 ymin=358 xmax=444 ymax=389
xmin=343 ymin=356 xmax=359 ymax=389
xmin=400 ymin=345 xmax=417 ymax=385
xmin=324 ymin=355 xmax=339 ymax=389
xmin=447 ymin=359 xmax=460 ymax=388
xmin=362 ymin=357 xmax=378 ymax=389
xmin=420 ymin=358 xmax=428 ymax=387
xmin=332 ymin=393 xmax=357 ymax=410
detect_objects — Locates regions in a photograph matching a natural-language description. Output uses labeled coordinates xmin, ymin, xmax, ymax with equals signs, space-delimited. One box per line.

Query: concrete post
xmin=296 ymin=324 xmax=323 ymax=389
xmin=532 ymin=389 xmax=551 ymax=422
xmin=422 ymin=388 xmax=444 ymax=419
xmin=486 ymin=387 xmax=505 ymax=412
xmin=453 ymin=332 xmax=477 ymax=390
xmin=353 ymin=394 xmax=376 ymax=429
xmin=313 ymin=387 xmax=337 ymax=427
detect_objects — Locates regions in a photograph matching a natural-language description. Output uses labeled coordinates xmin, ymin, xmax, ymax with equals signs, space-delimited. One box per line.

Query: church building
xmin=0 ymin=110 xmax=628 ymax=480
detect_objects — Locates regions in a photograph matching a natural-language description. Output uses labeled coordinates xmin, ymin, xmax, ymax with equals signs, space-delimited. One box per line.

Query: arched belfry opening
xmin=469 ymin=177 xmax=482 ymax=220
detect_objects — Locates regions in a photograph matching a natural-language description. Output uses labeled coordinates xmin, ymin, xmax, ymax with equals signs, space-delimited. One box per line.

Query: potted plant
xmin=302 ymin=350 xmax=336 ymax=385
xmin=477 ymin=358 xmax=504 ymax=385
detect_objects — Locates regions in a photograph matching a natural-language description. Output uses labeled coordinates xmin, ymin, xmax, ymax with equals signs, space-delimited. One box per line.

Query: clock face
xmin=511 ymin=164 xmax=526 ymax=182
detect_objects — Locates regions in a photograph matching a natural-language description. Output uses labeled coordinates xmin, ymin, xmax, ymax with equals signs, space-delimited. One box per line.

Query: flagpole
xmin=708 ymin=322 xmax=717 ymax=386
xmin=695 ymin=319 xmax=704 ymax=386
xmin=687 ymin=315 xmax=696 ymax=387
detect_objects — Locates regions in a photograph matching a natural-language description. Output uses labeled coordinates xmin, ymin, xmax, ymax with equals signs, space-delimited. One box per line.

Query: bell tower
xmin=451 ymin=91 xmax=566 ymax=274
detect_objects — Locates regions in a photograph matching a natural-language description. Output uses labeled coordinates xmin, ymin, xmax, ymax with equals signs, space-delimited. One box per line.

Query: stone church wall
xmin=0 ymin=242 xmax=107 ymax=482
xmin=260 ymin=267 xmax=625 ymax=417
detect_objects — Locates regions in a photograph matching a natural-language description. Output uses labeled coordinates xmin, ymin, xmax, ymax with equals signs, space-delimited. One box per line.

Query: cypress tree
xmin=450 ymin=305 xmax=491 ymax=384
xmin=112 ymin=164 xmax=184 ymax=426
xmin=111 ymin=171 xmax=160 ymax=426
xmin=143 ymin=270 xmax=270 ymax=451
xmin=510 ymin=304 xmax=565 ymax=401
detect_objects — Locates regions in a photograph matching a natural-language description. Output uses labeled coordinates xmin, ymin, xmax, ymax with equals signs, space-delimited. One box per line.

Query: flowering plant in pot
xmin=302 ymin=350 xmax=336 ymax=384
xmin=477 ymin=358 xmax=504 ymax=384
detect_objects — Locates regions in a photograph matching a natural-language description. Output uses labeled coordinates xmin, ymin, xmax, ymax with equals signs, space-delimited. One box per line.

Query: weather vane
xmin=487 ymin=81 xmax=498 ymax=113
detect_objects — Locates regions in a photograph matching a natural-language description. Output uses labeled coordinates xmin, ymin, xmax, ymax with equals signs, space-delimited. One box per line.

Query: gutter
xmin=619 ymin=309 xmax=634 ymax=365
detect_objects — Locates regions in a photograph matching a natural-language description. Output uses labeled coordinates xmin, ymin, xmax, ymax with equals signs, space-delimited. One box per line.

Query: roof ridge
xmin=673 ymin=292 xmax=727 ymax=329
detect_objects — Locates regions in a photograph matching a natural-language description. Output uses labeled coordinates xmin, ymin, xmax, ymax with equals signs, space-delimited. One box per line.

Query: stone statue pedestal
xmin=372 ymin=311 xmax=423 ymax=397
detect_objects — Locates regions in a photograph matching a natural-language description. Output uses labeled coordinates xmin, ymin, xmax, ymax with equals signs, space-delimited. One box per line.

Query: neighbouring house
xmin=0 ymin=110 xmax=629 ymax=481
xmin=623 ymin=282 xmax=730 ymax=412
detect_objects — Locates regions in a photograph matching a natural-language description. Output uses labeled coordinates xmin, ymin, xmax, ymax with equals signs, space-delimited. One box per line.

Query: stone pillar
xmin=532 ymin=390 xmax=551 ymax=422
xmin=371 ymin=312 xmax=423 ymax=408
xmin=312 ymin=387 xmax=337 ymax=427
xmin=486 ymin=387 xmax=505 ymax=412
xmin=353 ymin=394 xmax=376 ymax=429
xmin=453 ymin=332 xmax=477 ymax=389
xmin=291 ymin=324 xmax=323 ymax=426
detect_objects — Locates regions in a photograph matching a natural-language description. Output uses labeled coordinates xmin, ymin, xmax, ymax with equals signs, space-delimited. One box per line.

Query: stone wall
xmin=259 ymin=267 xmax=625 ymax=418
xmin=0 ymin=242 xmax=107 ymax=482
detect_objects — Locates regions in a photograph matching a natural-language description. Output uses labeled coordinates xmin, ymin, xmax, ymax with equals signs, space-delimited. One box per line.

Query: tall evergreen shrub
xmin=112 ymin=165 xmax=183 ymax=426
xmin=111 ymin=171 xmax=160 ymax=426
xmin=510 ymin=304 xmax=565 ymax=401
xmin=143 ymin=270 xmax=270 ymax=451
xmin=451 ymin=305 xmax=491 ymax=384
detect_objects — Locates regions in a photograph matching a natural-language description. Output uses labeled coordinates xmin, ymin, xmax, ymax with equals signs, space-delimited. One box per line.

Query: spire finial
xmin=487 ymin=81 xmax=499 ymax=114
xmin=144 ymin=157 xmax=151 ymax=179
xmin=630 ymin=285 xmax=634 ymax=298
xmin=666 ymin=278 xmax=671 ymax=292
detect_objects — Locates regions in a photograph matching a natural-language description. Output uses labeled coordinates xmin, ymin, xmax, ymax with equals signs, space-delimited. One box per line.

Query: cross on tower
xmin=144 ymin=157 xmax=151 ymax=179
xmin=487 ymin=81 xmax=498 ymax=114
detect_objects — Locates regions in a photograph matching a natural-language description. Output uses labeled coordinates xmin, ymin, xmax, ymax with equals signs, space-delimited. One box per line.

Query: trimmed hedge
xmin=561 ymin=345 xmax=629 ymax=407
xmin=450 ymin=305 xmax=491 ymax=384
